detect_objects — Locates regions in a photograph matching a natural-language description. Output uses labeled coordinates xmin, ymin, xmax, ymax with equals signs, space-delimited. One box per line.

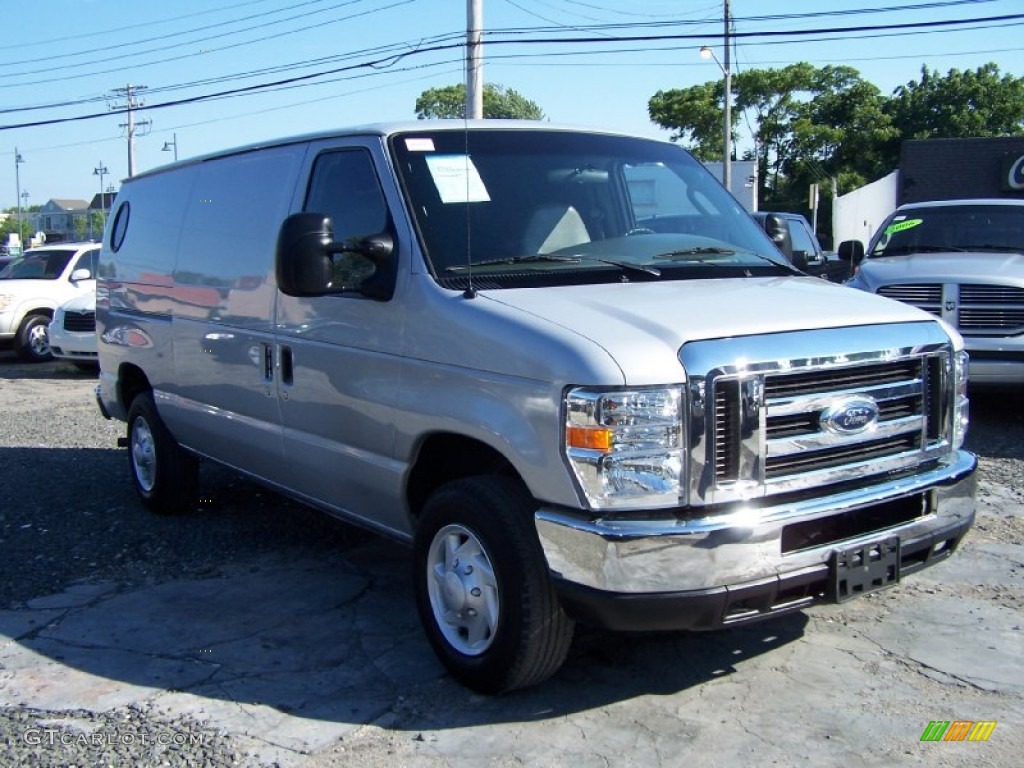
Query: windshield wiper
xmin=584 ymin=257 xmax=661 ymax=276
xmin=445 ymin=253 xmax=582 ymax=272
xmin=654 ymin=246 xmax=736 ymax=259
xmin=653 ymin=246 xmax=795 ymax=273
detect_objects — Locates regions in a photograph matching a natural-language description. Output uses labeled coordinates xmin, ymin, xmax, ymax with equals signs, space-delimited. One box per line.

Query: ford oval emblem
xmin=820 ymin=396 xmax=880 ymax=435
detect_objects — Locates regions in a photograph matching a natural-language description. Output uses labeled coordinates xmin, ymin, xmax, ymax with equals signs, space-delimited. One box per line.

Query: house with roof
xmin=31 ymin=198 xmax=91 ymax=243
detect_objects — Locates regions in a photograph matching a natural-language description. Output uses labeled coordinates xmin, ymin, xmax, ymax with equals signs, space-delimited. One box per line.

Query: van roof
xmin=129 ymin=120 xmax=644 ymax=183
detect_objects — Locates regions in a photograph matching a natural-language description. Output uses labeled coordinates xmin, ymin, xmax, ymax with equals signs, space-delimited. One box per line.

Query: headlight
xmin=952 ymin=349 xmax=969 ymax=449
xmin=564 ymin=386 xmax=684 ymax=510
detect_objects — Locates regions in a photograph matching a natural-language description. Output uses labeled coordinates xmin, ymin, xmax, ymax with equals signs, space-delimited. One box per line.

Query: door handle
xmin=279 ymin=345 xmax=294 ymax=385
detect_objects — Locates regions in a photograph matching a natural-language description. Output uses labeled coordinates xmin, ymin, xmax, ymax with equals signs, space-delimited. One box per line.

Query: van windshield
xmin=389 ymin=129 xmax=790 ymax=286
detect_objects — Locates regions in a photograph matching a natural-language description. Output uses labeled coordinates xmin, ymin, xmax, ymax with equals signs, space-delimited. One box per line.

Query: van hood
xmin=482 ymin=275 xmax=937 ymax=379
xmin=854 ymin=251 xmax=1024 ymax=290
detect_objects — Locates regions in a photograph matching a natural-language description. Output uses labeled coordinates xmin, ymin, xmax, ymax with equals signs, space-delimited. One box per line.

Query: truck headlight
xmin=564 ymin=386 xmax=684 ymax=510
xmin=952 ymin=349 xmax=969 ymax=449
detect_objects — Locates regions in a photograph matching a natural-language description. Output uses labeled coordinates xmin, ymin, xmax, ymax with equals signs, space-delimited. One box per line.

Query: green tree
xmin=648 ymin=81 xmax=735 ymax=161
xmin=883 ymin=64 xmax=1024 ymax=162
xmin=415 ymin=83 xmax=544 ymax=120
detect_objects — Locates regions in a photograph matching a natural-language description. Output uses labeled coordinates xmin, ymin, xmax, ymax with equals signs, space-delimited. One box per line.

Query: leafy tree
xmin=415 ymin=82 xmax=544 ymax=120
xmin=1 ymin=206 xmax=36 ymax=246
xmin=883 ymin=64 xmax=1024 ymax=163
xmin=648 ymin=82 xmax=735 ymax=161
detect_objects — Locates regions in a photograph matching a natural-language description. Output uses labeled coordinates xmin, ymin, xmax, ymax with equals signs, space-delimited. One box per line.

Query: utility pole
xmin=110 ymin=84 xmax=150 ymax=177
xmin=466 ymin=0 xmax=483 ymax=119
xmin=722 ymin=0 xmax=732 ymax=193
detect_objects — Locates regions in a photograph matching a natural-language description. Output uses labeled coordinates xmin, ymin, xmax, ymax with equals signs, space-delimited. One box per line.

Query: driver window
xmin=304 ymin=149 xmax=388 ymax=291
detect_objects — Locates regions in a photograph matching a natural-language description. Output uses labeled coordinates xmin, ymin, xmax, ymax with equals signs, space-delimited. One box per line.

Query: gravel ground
xmin=1 ymin=352 xmax=1022 ymax=766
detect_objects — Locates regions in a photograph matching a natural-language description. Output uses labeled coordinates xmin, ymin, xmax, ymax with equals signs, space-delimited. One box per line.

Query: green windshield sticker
xmin=884 ymin=218 xmax=923 ymax=235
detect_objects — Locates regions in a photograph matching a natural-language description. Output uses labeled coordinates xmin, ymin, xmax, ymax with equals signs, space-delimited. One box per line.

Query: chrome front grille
xmin=877 ymin=283 xmax=941 ymax=310
xmin=681 ymin=323 xmax=955 ymax=507
xmin=878 ymin=283 xmax=1024 ymax=335
xmin=63 ymin=310 xmax=96 ymax=333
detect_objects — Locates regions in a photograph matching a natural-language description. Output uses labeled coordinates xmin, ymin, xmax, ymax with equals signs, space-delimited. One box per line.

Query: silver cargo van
xmin=96 ymin=122 xmax=977 ymax=693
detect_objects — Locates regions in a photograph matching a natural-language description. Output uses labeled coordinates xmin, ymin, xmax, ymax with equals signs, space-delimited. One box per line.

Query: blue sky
xmin=2 ymin=0 xmax=1022 ymax=206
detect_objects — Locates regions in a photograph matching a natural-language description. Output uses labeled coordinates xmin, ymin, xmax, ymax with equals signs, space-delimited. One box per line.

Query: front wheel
xmin=413 ymin=476 xmax=574 ymax=693
xmin=14 ymin=314 xmax=52 ymax=362
xmin=126 ymin=392 xmax=198 ymax=515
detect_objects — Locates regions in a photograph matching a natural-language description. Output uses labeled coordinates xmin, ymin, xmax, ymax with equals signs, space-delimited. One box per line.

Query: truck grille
xmin=878 ymin=283 xmax=1024 ymax=335
xmin=681 ymin=323 xmax=955 ymax=506
xmin=63 ymin=310 xmax=96 ymax=333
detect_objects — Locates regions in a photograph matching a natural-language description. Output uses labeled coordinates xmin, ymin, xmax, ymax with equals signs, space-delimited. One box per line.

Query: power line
xmin=0 ymin=0 xmax=282 ymax=51
xmin=1 ymin=10 xmax=1020 ymax=131
xmin=0 ymin=0 xmax=415 ymax=88
xmin=0 ymin=0 xmax=345 ymax=69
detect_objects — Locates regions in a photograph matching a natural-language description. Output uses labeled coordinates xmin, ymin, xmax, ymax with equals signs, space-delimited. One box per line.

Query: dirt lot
xmin=0 ymin=353 xmax=1021 ymax=767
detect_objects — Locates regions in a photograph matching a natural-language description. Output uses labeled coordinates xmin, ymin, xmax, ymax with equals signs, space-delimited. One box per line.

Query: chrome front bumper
xmin=536 ymin=450 xmax=976 ymax=629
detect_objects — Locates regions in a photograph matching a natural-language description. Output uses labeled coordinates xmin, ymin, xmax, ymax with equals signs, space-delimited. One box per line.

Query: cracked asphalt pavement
xmin=1 ymin=352 xmax=1022 ymax=767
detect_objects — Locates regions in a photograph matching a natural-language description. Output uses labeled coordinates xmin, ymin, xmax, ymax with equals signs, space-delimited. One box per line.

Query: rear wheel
xmin=126 ymin=392 xmax=198 ymax=515
xmin=413 ymin=476 xmax=574 ymax=693
xmin=14 ymin=314 xmax=52 ymax=362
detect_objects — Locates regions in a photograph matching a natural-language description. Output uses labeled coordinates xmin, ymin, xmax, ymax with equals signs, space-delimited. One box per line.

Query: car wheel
xmin=126 ymin=392 xmax=198 ymax=515
xmin=413 ymin=476 xmax=574 ymax=694
xmin=14 ymin=314 xmax=53 ymax=362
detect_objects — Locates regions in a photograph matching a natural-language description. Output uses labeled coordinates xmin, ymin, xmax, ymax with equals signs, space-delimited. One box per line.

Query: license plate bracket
xmin=830 ymin=536 xmax=900 ymax=603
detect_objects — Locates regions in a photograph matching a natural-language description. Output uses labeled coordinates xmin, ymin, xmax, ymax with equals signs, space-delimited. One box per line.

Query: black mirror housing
xmin=276 ymin=213 xmax=335 ymax=297
xmin=763 ymin=213 xmax=793 ymax=259
xmin=837 ymin=240 xmax=865 ymax=266
xmin=276 ymin=212 xmax=397 ymax=300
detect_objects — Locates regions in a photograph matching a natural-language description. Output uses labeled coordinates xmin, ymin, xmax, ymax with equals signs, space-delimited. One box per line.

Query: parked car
xmin=96 ymin=122 xmax=974 ymax=693
xmin=49 ymin=291 xmax=98 ymax=371
xmin=752 ymin=211 xmax=848 ymax=282
xmin=0 ymin=242 xmax=99 ymax=362
xmin=840 ymin=198 xmax=1024 ymax=385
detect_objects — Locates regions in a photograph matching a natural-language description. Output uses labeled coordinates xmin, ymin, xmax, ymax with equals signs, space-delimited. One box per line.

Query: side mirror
xmin=276 ymin=212 xmax=397 ymax=300
xmin=837 ymin=240 xmax=865 ymax=266
xmin=276 ymin=213 xmax=334 ymax=297
xmin=791 ymin=249 xmax=809 ymax=270
xmin=70 ymin=268 xmax=93 ymax=282
xmin=763 ymin=214 xmax=793 ymax=259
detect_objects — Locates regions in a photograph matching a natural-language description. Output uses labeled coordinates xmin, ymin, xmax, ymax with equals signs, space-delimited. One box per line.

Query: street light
xmin=700 ymin=45 xmax=732 ymax=193
xmin=93 ymin=162 xmax=109 ymax=240
xmin=14 ymin=148 xmax=25 ymax=244
xmin=162 ymin=133 xmax=178 ymax=162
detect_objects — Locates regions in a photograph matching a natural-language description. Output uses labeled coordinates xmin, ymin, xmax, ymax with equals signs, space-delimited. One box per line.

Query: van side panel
xmin=98 ymin=166 xmax=198 ymax=405
xmin=166 ymin=145 xmax=306 ymax=483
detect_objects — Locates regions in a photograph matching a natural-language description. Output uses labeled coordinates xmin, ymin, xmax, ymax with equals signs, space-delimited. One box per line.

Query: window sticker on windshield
xmin=885 ymin=218 xmax=923 ymax=235
xmin=405 ymin=138 xmax=435 ymax=152
xmin=425 ymin=154 xmax=491 ymax=204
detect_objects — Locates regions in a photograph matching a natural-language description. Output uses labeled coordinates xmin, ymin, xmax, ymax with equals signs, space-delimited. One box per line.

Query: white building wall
xmin=703 ymin=160 xmax=759 ymax=213
xmin=832 ymin=170 xmax=899 ymax=248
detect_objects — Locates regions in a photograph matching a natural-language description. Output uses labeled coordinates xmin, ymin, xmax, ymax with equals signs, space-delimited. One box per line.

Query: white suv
xmin=0 ymin=242 xmax=99 ymax=362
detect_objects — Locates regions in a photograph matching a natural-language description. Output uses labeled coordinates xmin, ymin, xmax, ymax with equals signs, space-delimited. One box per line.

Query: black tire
xmin=126 ymin=392 xmax=198 ymax=515
xmin=413 ymin=476 xmax=574 ymax=694
xmin=14 ymin=314 xmax=53 ymax=362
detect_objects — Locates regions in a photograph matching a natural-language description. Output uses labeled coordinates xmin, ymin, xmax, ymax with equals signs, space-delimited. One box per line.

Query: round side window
xmin=110 ymin=201 xmax=130 ymax=253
